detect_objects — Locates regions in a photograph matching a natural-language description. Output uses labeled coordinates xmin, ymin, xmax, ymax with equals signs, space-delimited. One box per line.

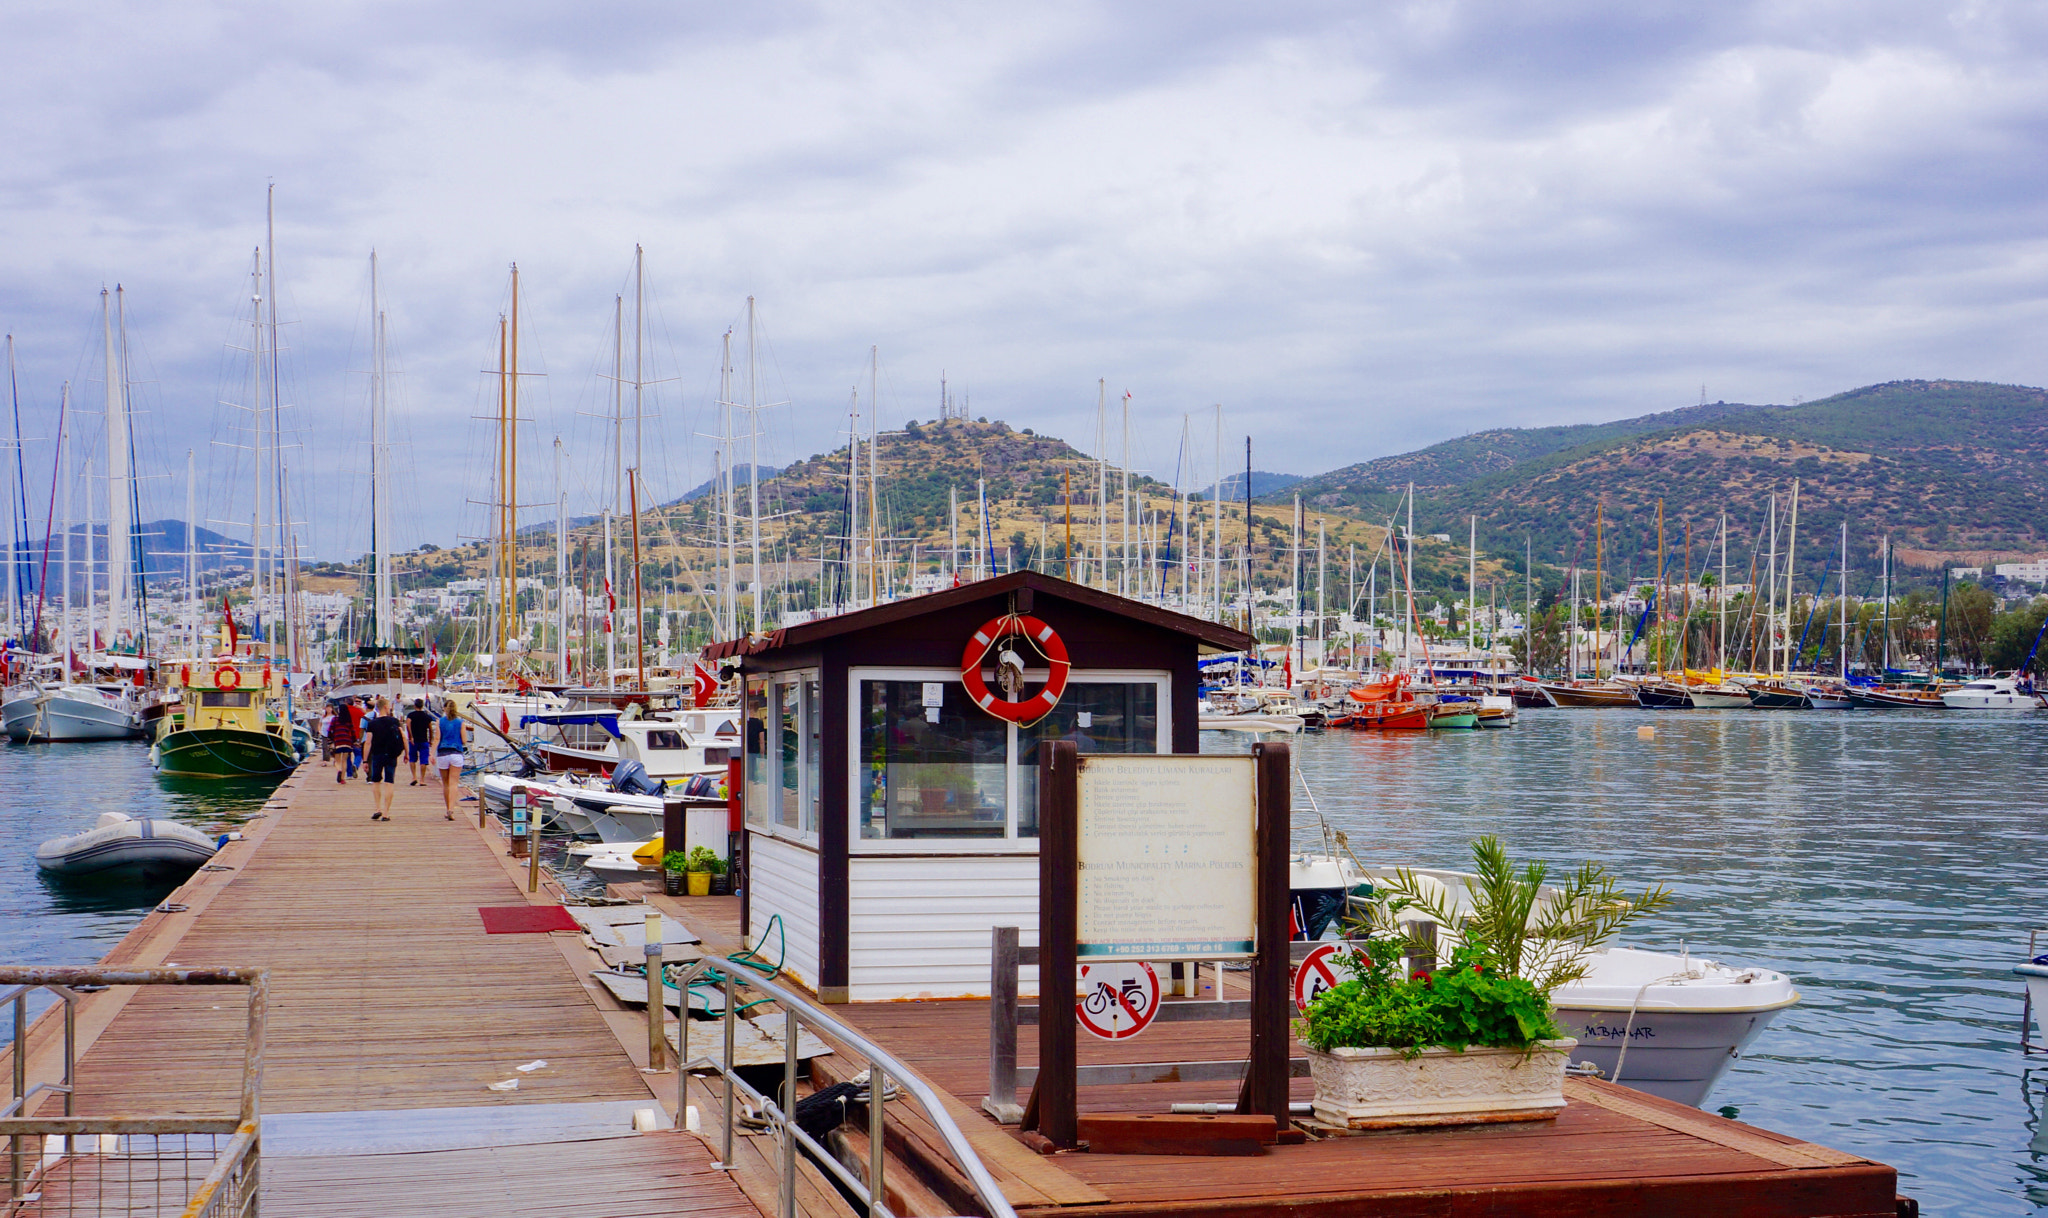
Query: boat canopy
xmin=519 ymin=712 xmax=622 ymax=737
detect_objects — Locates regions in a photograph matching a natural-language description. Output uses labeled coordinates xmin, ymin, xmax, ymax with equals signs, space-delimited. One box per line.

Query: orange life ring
xmin=960 ymin=614 xmax=1070 ymax=725
xmin=215 ymin=662 xmax=241 ymax=690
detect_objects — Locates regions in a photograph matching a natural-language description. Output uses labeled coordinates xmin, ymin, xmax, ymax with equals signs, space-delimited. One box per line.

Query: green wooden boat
xmin=152 ymin=657 xmax=302 ymax=779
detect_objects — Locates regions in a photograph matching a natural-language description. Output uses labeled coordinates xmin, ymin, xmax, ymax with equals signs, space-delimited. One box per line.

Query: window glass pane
xmin=744 ymin=677 xmax=770 ymax=827
xmin=859 ymin=680 xmax=1007 ymax=839
xmin=778 ymin=681 xmax=801 ymax=829
xmin=804 ymin=678 xmax=822 ymax=835
xmin=1018 ymin=682 xmax=1159 ymax=838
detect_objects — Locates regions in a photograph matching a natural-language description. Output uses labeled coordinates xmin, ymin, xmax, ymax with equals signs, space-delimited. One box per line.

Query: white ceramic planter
xmin=1305 ymin=1038 xmax=1577 ymax=1129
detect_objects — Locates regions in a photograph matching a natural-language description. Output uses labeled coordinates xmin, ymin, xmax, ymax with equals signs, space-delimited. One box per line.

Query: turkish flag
xmin=693 ymin=661 xmax=716 ymax=708
xmin=427 ymin=643 xmax=439 ymax=683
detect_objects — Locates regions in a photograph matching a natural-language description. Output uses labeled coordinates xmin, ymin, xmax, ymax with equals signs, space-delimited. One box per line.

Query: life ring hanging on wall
xmin=960 ymin=614 xmax=1070 ymax=725
xmin=215 ymin=663 xmax=241 ymax=690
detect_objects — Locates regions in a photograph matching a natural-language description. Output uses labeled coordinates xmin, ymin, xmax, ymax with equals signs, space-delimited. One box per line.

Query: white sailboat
xmin=3 ymin=290 xmax=146 ymax=741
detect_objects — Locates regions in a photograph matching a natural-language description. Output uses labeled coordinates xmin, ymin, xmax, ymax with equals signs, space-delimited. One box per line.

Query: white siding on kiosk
xmin=746 ymin=833 xmax=822 ymax=990
xmin=848 ymin=854 xmax=1039 ymax=1002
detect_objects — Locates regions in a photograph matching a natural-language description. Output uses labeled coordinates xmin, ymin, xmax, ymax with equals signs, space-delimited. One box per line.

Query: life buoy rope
xmin=960 ymin=614 xmax=1070 ymax=726
xmin=215 ymin=662 xmax=241 ymax=690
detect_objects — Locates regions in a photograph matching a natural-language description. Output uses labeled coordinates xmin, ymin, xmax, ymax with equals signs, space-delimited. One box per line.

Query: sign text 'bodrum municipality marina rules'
xmin=1074 ymin=754 xmax=1258 ymax=960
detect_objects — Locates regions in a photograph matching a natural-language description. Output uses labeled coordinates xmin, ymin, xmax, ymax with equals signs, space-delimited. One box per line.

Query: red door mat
xmin=478 ymin=905 xmax=580 ymax=934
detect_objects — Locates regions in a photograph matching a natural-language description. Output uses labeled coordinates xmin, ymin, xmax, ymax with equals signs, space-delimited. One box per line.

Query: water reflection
xmin=1206 ymin=709 xmax=2048 ymax=1213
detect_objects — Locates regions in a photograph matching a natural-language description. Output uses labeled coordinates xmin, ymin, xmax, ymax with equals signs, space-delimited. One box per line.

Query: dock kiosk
xmin=705 ymin=571 xmax=1254 ymax=1003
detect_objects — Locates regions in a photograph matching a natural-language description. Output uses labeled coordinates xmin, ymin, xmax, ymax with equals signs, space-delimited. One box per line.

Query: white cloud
xmin=1 ymin=1 xmax=2044 ymax=557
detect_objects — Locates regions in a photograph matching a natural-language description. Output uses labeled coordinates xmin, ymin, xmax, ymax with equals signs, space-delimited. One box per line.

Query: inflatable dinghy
xmin=35 ymin=812 xmax=218 ymax=878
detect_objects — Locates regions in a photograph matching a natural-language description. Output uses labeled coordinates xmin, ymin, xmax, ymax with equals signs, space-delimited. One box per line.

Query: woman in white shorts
xmin=434 ymin=697 xmax=467 ymax=819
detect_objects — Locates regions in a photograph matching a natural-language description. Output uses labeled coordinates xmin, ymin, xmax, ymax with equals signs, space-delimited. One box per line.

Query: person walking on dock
xmin=327 ymin=701 xmax=359 ymax=784
xmin=365 ymin=695 xmax=406 ymax=820
xmin=434 ymin=697 xmax=466 ymax=820
xmin=344 ymin=696 xmax=367 ymax=778
xmin=405 ymin=698 xmax=434 ymax=786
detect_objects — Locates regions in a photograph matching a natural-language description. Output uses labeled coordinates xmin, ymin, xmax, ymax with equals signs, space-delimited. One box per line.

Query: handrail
xmin=672 ymin=956 xmax=1018 ymax=1218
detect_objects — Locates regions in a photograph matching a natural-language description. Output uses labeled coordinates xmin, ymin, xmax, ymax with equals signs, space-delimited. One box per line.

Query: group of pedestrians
xmin=322 ymin=694 xmax=468 ymax=820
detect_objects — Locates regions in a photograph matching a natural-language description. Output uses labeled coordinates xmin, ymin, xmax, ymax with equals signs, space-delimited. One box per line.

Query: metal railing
xmin=668 ymin=957 xmax=1017 ymax=1218
xmin=0 ymin=966 xmax=266 ymax=1218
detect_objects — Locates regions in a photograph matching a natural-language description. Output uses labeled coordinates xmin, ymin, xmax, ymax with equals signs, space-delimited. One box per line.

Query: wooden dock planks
xmin=30 ymin=766 xmax=763 ymax=1218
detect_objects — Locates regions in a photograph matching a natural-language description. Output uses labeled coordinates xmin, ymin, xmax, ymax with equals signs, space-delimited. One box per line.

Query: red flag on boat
xmin=427 ymin=642 xmax=439 ymax=682
xmin=1282 ymin=653 xmax=1293 ymax=689
xmin=693 ymin=661 xmax=716 ymax=707
xmin=500 ymin=708 xmax=511 ymax=734
xmin=221 ymin=594 xmax=237 ymax=654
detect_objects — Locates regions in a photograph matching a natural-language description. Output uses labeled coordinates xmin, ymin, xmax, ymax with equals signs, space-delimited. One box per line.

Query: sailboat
xmin=2 ymin=290 xmax=149 ymax=741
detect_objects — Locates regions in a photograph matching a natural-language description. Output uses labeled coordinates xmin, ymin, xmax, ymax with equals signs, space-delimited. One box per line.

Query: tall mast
xmin=266 ymin=186 xmax=286 ymax=667
xmin=1404 ymin=483 xmax=1414 ymax=673
xmin=102 ymin=287 xmax=133 ymax=642
xmin=1096 ymin=380 xmax=1107 ymax=590
xmin=495 ymin=314 xmax=508 ymax=657
xmin=1718 ymin=512 xmax=1728 ymax=666
xmin=633 ymin=247 xmax=645 ymax=494
xmin=508 ymin=264 xmax=521 ymax=674
xmin=848 ymin=387 xmax=860 ymax=604
xmin=1783 ymin=479 xmax=1800 ymax=676
xmin=1290 ymin=494 xmax=1301 ymax=669
xmin=1468 ymin=515 xmax=1477 ymax=653
xmin=185 ymin=449 xmax=196 ymax=657
xmin=370 ymin=250 xmax=391 ymax=647
xmin=1594 ymin=502 xmax=1604 ymax=677
xmin=630 ymin=468 xmax=646 ymax=691
xmin=869 ymin=346 xmax=879 ymax=604
xmin=1316 ymin=518 xmax=1326 ymax=668
xmin=555 ymin=436 xmax=567 ymax=680
xmin=1120 ymin=392 xmax=1131 ymax=596
xmin=747 ymin=297 xmax=762 ymax=633
xmin=1655 ymin=499 xmax=1665 ymax=674
xmin=718 ymin=329 xmax=735 ymax=638
xmin=1839 ymin=518 xmax=1848 ymax=678
xmin=606 ymin=293 xmax=621 ymax=686
xmin=1765 ymin=496 xmax=1778 ymax=676
xmin=58 ymin=384 xmax=70 ymax=668
xmin=6 ymin=336 xmax=21 ymax=638
xmin=1213 ymin=404 xmax=1223 ymax=619
xmin=1882 ymin=534 xmax=1891 ymax=673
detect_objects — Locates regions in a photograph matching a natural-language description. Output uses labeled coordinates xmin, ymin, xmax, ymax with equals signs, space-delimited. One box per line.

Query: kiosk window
xmin=1017 ymin=682 xmax=1158 ymax=839
xmin=744 ymin=678 xmax=770 ymax=828
xmin=859 ymin=680 xmax=1006 ymax=839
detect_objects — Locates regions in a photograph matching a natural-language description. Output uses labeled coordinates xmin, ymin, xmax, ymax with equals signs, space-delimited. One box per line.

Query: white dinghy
xmin=36 ymin=812 xmax=218 ymax=878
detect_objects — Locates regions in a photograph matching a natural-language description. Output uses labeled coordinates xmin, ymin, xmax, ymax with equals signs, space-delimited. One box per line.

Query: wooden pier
xmin=12 ymin=760 xmax=1905 ymax=1217
xmin=15 ymin=768 xmax=761 ymax=1218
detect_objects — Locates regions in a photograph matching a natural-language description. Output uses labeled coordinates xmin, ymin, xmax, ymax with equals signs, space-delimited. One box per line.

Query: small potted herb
xmin=1299 ymin=835 xmax=1670 ymax=1129
xmin=682 ymin=845 xmax=722 ymax=897
xmin=660 ymin=850 xmax=691 ymax=896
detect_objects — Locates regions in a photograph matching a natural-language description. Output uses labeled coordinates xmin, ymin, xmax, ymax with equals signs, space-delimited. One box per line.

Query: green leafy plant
xmin=1357 ymin=835 xmax=1675 ymax=991
xmin=661 ymin=850 xmax=692 ymax=875
xmin=1297 ymin=937 xmax=1560 ymax=1058
xmin=683 ymin=845 xmax=724 ymax=875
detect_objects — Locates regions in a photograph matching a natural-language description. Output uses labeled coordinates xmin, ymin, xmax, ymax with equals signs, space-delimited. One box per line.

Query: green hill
xmin=1284 ymin=380 xmax=2048 ymax=588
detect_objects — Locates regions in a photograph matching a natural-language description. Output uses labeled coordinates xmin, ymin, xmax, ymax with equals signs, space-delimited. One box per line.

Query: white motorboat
xmin=1197 ymin=693 xmax=1305 ymax=733
xmin=1940 ymin=675 xmax=2043 ymax=710
xmin=1804 ymin=683 xmax=1853 ymax=710
xmin=2 ymin=682 xmax=147 ymax=742
xmin=36 ymin=812 xmax=218 ymax=878
xmin=568 ymin=837 xmax=660 ymax=886
xmin=525 ymin=709 xmax=738 ymax=778
xmin=1300 ymin=859 xmax=1799 ymax=1107
xmin=477 ymin=771 xmax=727 ymax=844
xmin=1551 ymin=946 xmax=1797 ymax=1106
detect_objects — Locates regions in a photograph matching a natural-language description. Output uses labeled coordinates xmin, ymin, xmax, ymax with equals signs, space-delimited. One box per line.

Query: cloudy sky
xmin=4 ymin=1 xmax=2045 ymax=559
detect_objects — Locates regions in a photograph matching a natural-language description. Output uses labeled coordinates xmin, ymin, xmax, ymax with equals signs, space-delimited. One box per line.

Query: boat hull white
xmin=1550 ymin=1004 xmax=1789 ymax=1106
xmin=4 ymin=687 xmax=144 ymax=742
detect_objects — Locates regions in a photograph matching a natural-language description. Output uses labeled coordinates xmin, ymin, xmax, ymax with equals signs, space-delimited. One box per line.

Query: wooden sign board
xmin=1077 ymin=755 xmax=1257 ymax=960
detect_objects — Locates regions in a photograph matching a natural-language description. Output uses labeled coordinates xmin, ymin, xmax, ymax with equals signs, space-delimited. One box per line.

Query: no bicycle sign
xmin=1076 ymin=962 xmax=1160 ymax=1040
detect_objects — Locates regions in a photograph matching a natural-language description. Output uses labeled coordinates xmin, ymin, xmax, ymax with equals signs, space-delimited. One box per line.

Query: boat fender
xmin=960 ymin=614 xmax=1070 ymax=726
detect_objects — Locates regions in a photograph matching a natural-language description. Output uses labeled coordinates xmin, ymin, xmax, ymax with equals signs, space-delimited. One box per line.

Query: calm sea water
xmin=1208 ymin=709 xmax=2048 ymax=1215
xmin=6 ymin=718 xmax=2044 ymax=1210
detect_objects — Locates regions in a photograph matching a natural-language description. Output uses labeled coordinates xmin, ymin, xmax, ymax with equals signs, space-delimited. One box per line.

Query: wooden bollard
xmin=645 ymin=912 xmax=666 ymax=1071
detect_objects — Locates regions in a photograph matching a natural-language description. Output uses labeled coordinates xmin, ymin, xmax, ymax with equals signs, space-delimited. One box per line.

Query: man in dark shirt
xmin=364 ymin=695 xmax=407 ymax=821
xmin=405 ymin=698 xmax=436 ymax=786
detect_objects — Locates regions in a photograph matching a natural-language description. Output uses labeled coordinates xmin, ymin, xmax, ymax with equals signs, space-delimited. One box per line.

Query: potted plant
xmin=682 ymin=846 xmax=722 ymax=897
xmin=660 ymin=850 xmax=690 ymax=896
xmin=706 ymin=851 xmax=733 ymax=896
xmin=1299 ymin=835 xmax=1671 ymax=1129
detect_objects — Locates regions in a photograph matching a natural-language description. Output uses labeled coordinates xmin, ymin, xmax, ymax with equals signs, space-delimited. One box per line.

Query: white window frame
xmin=750 ymin=667 xmax=823 ymax=846
xmin=846 ymin=665 xmax=1171 ymax=856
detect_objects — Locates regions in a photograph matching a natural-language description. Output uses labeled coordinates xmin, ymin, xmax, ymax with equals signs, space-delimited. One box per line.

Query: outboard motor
xmin=609 ymin=759 xmax=666 ymax=796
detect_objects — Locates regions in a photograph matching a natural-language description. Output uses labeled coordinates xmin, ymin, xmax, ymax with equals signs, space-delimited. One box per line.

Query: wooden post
xmin=663 ymin=797 xmax=684 ymax=865
xmin=645 ymin=912 xmax=666 ymax=1070
xmin=1024 ymin=740 xmax=1078 ymax=1147
xmin=1234 ymin=741 xmax=1292 ymax=1130
xmin=984 ymin=926 xmax=1021 ymax=1122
